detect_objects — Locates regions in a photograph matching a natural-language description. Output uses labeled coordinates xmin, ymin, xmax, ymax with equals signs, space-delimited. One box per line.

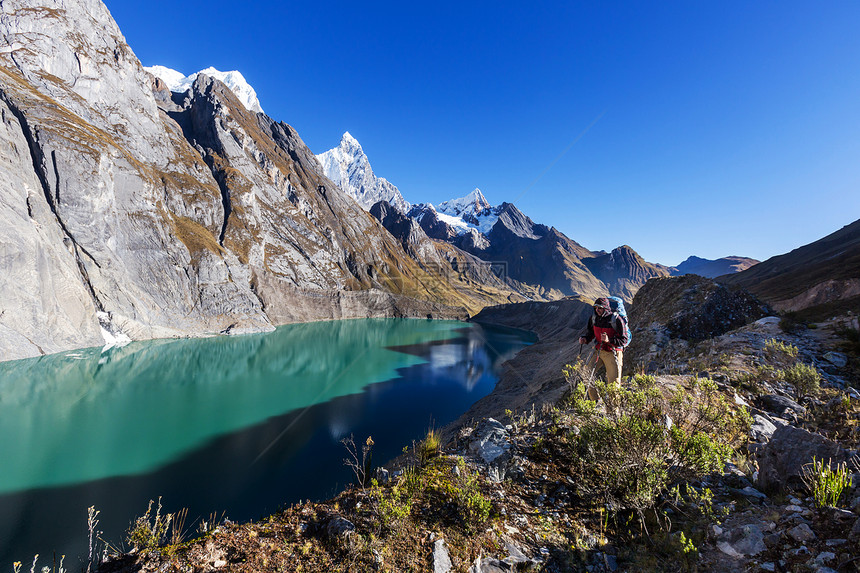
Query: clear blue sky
xmin=104 ymin=0 xmax=860 ymax=266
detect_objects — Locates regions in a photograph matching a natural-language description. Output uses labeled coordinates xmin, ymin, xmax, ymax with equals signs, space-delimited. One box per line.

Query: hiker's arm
xmin=612 ymin=315 xmax=629 ymax=347
xmin=578 ymin=316 xmax=595 ymax=344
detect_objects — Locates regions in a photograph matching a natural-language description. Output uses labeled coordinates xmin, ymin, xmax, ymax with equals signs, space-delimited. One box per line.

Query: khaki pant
xmin=598 ymin=349 xmax=623 ymax=385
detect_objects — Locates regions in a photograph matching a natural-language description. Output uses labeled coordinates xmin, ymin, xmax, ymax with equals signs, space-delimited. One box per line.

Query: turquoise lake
xmin=0 ymin=318 xmax=534 ymax=564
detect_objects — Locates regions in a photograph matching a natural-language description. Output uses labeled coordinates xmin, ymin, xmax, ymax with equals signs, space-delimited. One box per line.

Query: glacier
xmin=145 ymin=65 xmax=265 ymax=113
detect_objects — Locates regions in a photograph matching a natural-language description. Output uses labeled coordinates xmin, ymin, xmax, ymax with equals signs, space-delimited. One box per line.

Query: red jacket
xmin=581 ymin=312 xmax=628 ymax=352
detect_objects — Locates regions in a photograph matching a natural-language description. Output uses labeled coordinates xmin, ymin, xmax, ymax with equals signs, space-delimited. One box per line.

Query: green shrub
xmin=801 ymin=457 xmax=852 ymax=508
xmin=428 ymin=457 xmax=492 ymax=532
xmin=126 ymin=498 xmax=173 ymax=552
xmin=567 ymin=374 xmax=742 ymax=511
xmin=784 ymin=362 xmax=821 ymax=399
xmin=764 ymin=338 xmax=799 ymax=364
xmin=368 ymin=479 xmax=412 ymax=533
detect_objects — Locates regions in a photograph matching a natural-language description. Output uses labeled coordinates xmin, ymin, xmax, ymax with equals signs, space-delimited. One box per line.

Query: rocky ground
xmin=95 ymin=304 xmax=860 ymax=573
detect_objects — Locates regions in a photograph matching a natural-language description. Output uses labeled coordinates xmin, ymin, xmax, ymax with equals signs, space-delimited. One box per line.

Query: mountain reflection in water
xmin=0 ymin=318 xmax=534 ymax=565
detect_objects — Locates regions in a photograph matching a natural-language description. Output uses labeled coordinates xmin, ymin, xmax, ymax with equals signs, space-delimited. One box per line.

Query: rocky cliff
xmin=0 ymin=0 xmax=518 ymax=362
xmin=626 ymin=274 xmax=772 ymax=371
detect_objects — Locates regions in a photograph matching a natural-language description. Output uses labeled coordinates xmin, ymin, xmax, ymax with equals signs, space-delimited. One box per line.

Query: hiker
xmin=578 ymin=297 xmax=630 ymax=385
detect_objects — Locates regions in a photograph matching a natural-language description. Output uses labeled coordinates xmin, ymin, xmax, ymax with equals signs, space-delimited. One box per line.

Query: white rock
xmin=717 ymin=541 xmax=744 ymax=558
xmin=432 ymin=539 xmax=453 ymax=573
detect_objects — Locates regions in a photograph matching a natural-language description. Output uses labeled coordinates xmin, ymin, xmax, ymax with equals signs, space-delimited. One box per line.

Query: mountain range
xmin=719 ymin=218 xmax=860 ymax=317
xmin=313 ymin=132 xmax=762 ymax=303
xmin=671 ymin=255 xmax=759 ymax=278
xmin=0 ymin=0 xmax=757 ymax=363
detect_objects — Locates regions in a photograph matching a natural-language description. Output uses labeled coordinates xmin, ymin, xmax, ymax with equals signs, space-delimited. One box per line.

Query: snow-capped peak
xmin=409 ymin=189 xmax=501 ymax=237
xmin=316 ymin=132 xmax=411 ymax=214
xmin=144 ymin=65 xmax=264 ymax=114
xmin=341 ymin=131 xmax=360 ymax=148
xmin=438 ymin=188 xmax=492 ymax=218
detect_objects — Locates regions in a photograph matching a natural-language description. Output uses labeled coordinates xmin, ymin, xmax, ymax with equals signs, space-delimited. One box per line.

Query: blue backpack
xmin=606 ymin=296 xmax=632 ymax=348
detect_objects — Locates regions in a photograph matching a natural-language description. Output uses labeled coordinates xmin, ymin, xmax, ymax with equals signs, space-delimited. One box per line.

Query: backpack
xmin=606 ymin=296 xmax=632 ymax=348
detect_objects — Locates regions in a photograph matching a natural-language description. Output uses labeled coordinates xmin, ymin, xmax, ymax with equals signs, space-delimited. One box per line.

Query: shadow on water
xmin=0 ymin=319 xmax=534 ymax=565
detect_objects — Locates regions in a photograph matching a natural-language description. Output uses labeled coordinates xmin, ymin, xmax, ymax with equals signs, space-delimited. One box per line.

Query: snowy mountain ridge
xmin=315 ymin=132 xmax=411 ymax=214
xmin=435 ymin=188 xmax=501 ymax=234
xmin=408 ymin=189 xmax=502 ymax=236
xmin=145 ymin=65 xmax=264 ymax=113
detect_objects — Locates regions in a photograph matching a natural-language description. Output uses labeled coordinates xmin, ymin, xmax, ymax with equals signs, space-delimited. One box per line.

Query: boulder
xmin=729 ymin=524 xmax=767 ymax=556
xmin=758 ymin=395 xmax=806 ymax=419
xmin=756 ymin=425 xmax=851 ymax=491
xmin=823 ymin=352 xmax=848 ymax=368
xmin=788 ymin=523 xmax=816 ymax=543
xmin=325 ymin=516 xmax=355 ymax=538
xmin=468 ymin=418 xmax=513 ymax=482
xmin=750 ymin=414 xmax=778 ymax=442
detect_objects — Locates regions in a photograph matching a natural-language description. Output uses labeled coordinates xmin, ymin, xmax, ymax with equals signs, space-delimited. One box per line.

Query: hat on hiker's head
xmin=593 ymin=297 xmax=611 ymax=312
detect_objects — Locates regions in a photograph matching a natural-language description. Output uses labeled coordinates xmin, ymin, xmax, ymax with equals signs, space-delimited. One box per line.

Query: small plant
xmin=341 ymin=434 xmax=374 ymax=488
xmin=563 ymin=358 xmax=600 ymax=399
xmin=784 ymin=362 xmax=821 ymax=399
xmin=367 ymin=479 xmax=412 ymax=533
xmin=126 ymin=498 xmax=173 ymax=552
xmin=170 ymin=507 xmax=189 ymax=546
xmin=416 ymin=429 xmax=440 ymax=467
xmin=86 ymin=506 xmax=100 ymax=572
xmin=678 ymin=531 xmax=699 ymax=570
xmin=197 ymin=511 xmax=227 ymax=535
xmin=764 ymin=338 xmax=799 ymax=364
xmin=802 ymin=457 xmax=852 ymax=508
xmin=450 ymin=461 xmax=492 ymax=530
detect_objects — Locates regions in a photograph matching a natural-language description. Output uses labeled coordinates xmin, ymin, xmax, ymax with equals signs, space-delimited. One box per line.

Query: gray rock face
xmin=468 ymin=417 xmax=513 ymax=482
xmin=750 ymin=414 xmax=778 ymax=442
xmin=0 ymin=0 xmax=275 ymax=358
xmin=370 ymin=200 xmax=441 ymax=264
xmin=469 ymin=418 xmax=511 ymax=464
xmin=0 ymin=0 xmax=500 ymax=361
xmin=823 ymin=351 xmax=848 ymax=368
xmin=756 ymin=425 xmax=851 ymax=491
xmin=758 ymin=395 xmax=807 ymax=418
xmin=0 ymin=84 xmax=103 ymax=358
